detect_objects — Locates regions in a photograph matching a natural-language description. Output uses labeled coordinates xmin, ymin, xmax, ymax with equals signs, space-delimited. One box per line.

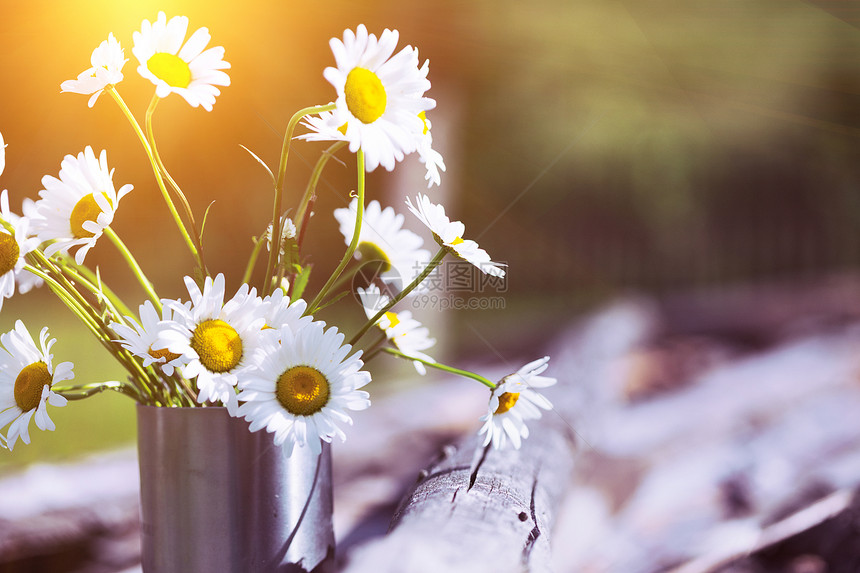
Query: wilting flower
xmin=416 ymin=109 xmax=445 ymax=188
xmin=132 ymin=12 xmax=230 ymax=111
xmin=406 ymin=193 xmax=505 ymax=277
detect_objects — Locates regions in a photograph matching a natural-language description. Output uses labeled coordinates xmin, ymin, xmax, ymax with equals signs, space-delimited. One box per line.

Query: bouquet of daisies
xmin=0 ymin=14 xmax=556 ymax=455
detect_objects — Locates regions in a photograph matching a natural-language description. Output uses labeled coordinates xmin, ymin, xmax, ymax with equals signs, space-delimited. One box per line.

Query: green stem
xmin=54 ymin=380 xmax=125 ymax=400
xmin=107 ymin=87 xmax=201 ymax=269
xmin=307 ymin=149 xmax=365 ymax=315
xmin=103 ymin=227 xmax=161 ymax=312
xmin=382 ymin=348 xmax=497 ymax=389
xmin=64 ymin=261 xmax=135 ymax=320
xmin=349 ymin=248 xmax=447 ymax=346
xmin=145 ymin=97 xmax=208 ymax=278
xmin=295 ymin=140 xmax=347 ymax=238
xmin=242 ymin=234 xmax=267 ymax=285
xmin=263 ymin=102 xmax=337 ymax=297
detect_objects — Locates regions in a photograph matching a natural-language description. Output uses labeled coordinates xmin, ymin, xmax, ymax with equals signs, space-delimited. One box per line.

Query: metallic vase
xmin=136 ymin=405 xmax=334 ymax=573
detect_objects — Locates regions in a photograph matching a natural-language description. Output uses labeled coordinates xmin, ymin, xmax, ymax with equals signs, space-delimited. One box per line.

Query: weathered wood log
xmin=340 ymin=414 xmax=577 ymax=573
xmin=341 ymin=302 xmax=656 ymax=572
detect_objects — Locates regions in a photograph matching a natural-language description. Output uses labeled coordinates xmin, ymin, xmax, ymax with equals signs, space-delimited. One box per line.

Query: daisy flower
xmin=0 ymin=321 xmax=72 ymax=450
xmin=31 ymin=147 xmax=132 ymax=265
xmin=334 ymin=198 xmax=430 ymax=292
xmin=318 ymin=24 xmax=435 ymax=172
xmin=259 ymin=288 xmax=313 ymax=333
xmin=0 ymin=190 xmax=41 ymax=311
xmin=357 ymin=284 xmax=436 ymax=374
xmin=237 ymin=321 xmax=371 ymax=456
xmin=406 ymin=193 xmax=505 ymax=278
xmin=60 ymin=33 xmax=127 ymax=107
xmin=298 ymin=108 xmax=347 ymax=144
xmin=132 ymin=12 xmax=230 ymax=111
xmin=477 ymin=357 xmax=556 ymax=450
xmin=417 ymin=109 xmax=446 ymax=188
xmin=159 ymin=274 xmax=267 ymax=414
xmin=14 ymin=199 xmax=44 ymax=295
xmin=111 ymin=300 xmax=189 ymax=376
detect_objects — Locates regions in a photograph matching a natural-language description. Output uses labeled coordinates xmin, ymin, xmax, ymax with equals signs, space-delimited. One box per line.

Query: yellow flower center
xmin=344 ymin=67 xmax=387 ymax=124
xmin=494 ymin=392 xmax=520 ymax=415
xmin=357 ymin=241 xmax=392 ymax=273
xmin=450 ymin=237 xmax=465 ymax=246
xmin=418 ymin=111 xmax=429 ymax=135
xmin=338 ymin=122 xmax=348 ymax=136
xmin=70 ymin=193 xmax=111 ymax=239
xmin=276 ymin=365 xmax=330 ymax=416
xmin=383 ymin=311 xmax=400 ymax=330
xmin=148 ymin=345 xmax=182 ymax=363
xmin=0 ymin=232 xmax=20 ymax=276
xmin=190 ymin=319 xmax=243 ymax=373
xmin=147 ymin=52 xmax=192 ymax=88
xmin=14 ymin=361 xmax=52 ymax=412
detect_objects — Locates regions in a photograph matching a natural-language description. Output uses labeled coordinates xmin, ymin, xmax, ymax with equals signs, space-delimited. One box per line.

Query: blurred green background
xmin=0 ymin=0 xmax=859 ymax=469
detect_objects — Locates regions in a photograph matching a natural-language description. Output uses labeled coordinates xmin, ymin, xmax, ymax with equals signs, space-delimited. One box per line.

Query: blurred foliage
xmin=460 ymin=0 xmax=860 ymax=297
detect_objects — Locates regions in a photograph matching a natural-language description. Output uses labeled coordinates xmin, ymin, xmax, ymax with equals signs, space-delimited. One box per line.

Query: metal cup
xmin=137 ymin=404 xmax=334 ymax=572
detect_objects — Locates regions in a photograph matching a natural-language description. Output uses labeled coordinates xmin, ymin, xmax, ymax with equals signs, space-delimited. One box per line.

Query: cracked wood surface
xmin=340 ymin=303 xmax=654 ymax=573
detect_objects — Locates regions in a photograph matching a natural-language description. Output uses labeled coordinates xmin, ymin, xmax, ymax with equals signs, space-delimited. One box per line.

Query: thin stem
xmin=382 ymin=348 xmax=497 ymax=389
xmin=307 ymin=149 xmax=365 ymax=314
xmin=25 ymin=263 xmax=160 ymax=403
xmin=108 ymin=87 xmax=201 ymax=268
xmin=358 ymin=331 xmax=388 ymax=363
xmin=25 ymin=254 xmax=167 ymax=405
xmin=145 ymin=99 xmax=208 ymax=278
xmin=64 ymin=262 xmax=135 ymax=320
xmin=54 ymin=380 xmax=125 ymax=400
xmin=263 ymin=102 xmax=337 ymax=296
xmin=242 ymin=234 xmax=267 ymax=285
xmin=349 ymin=248 xmax=447 ymax=346
xmin=295 ymin=140 xmax=347 ymax=238
xmin=103 ymin=227 xmax=161 ymax=312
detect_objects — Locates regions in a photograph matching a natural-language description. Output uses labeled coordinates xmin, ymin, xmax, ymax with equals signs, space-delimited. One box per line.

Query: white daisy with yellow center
xmin=406 ymin=193 xmax=506 ymax=278
xmin=111 ymin=300 xmax=189 ymax=376
xmin=317 ymin=24 xmax=435 ymax=172
xmin=132 ymin=12 xmax=230 ymax=111
xmin=0 ymin=321 xmax=72 ymax=450
xmin=0 ymin=190 xmax=41 ymax=311
xmin=334 ymin=198 xmax=430 ymax=292
xmin=478 ymin=357 xmax=556 ymax=450
xmin=259 ymin=288 xmax=313 ymax=334
xmin=357 ymin=284 xmax=436 ymax=375
xmin=416 ymin=108 xmax=446 ymax=188
xmin=31 ymin=147 xmax=132 ymax=265
xmin=159 ymin=274 xmax=268 ymax=414
xmin=14 ymin=199 xmax=44 ymax=295
xmin=60 ymin=33 xmax=127 ymax=108
xmin=237 ymin=321 xmax=371 ymax=456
